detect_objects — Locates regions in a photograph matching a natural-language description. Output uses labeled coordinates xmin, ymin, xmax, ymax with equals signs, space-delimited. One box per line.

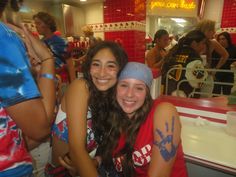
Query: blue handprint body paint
xmin=154 ymin=116 xmax=177 ymax=162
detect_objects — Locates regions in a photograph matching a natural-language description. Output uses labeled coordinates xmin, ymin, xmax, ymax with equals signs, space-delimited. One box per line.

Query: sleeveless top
xmin=113 ymin=101 xmax=188 ymax=177
xmin=52 ymin=105 xmax=97 ymax=153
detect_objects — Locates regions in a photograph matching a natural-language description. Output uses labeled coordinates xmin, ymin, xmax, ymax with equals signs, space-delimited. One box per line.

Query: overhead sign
xmin=150 ymin=0 xmax=196 ymax=10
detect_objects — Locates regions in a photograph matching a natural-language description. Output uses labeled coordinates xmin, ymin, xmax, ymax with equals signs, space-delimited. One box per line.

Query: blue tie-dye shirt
xmin=43 ymin=35 xmax=67 ymax=69
xmin=0 ymin=22 xmax=40 ymax=176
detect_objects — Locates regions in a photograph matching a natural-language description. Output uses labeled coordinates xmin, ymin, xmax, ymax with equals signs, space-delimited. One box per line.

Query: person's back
xmin=0 ymin=20 xmax=38 ymax=176
xmin=0 ymin=18 xmax=55 ymax=177
xmin=162 ymin=30 xmax=207 ymax=98
xmin=162 ymin=47 xmax=203 ymax=97
xmin=0 ymin=1 xmax=56 ymax=176
xmin=43 ymin=34 xmax=67 ymax=69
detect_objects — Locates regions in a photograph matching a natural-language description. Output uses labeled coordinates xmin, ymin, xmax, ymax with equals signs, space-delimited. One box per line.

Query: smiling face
xmin=90 ymin=48 xmax=119 ymax=91
xmin=116 ymin=78 xmax=147 ymax=118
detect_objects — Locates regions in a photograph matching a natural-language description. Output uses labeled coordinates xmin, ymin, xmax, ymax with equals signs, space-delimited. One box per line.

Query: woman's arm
xmin=153 ymin=59 xmax=165 ymax=69
xmin=148 ymin=102 xmax=181 ymax=177
xmin=66 ymin=57 xmax=76 ymax=83
xmin=153 ymin=49 xmax=167 ymax=68
xmin=146 ymin=48 xmax=157 ymax=68
xmin=66 ymin=79 xmax=99 ymax=177
xmin=211 ymin=40 xmax=229 ymax=69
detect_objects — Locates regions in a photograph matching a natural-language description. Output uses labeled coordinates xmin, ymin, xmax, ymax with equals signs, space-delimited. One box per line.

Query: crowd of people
xmin=146 ymin=19 xmax=236 ymax=98
xmin=1 ymin=0 xmax=236 ymax=177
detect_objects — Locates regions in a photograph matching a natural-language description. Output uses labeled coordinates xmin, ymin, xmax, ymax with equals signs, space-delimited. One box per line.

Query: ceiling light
xmin=80 ymin=0 xmax=87 ymax=2
xmin=171 ymin=18 xmax=186 ymax=23
xmin=127 ymin=13 xmax=134 ymax=16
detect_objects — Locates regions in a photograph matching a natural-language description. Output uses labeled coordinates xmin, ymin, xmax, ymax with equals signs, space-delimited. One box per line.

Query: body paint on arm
xmin=153 ymin=116 xmax=177 ymax=162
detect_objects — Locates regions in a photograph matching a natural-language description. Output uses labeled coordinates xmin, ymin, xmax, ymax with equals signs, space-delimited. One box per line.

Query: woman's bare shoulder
xmin=66 ymin=78 xmax=90 ymax=97
xmin=210 ymin=39 xmax=220 ymax=48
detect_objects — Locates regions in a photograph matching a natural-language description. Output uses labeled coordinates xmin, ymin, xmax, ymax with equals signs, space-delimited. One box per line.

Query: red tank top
xmin=113 ymin=100 xmax=188 ymax=177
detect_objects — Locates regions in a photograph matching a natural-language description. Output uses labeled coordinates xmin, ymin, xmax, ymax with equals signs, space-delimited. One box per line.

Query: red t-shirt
xmin=113 ymin=101 xmax=188 ymax=177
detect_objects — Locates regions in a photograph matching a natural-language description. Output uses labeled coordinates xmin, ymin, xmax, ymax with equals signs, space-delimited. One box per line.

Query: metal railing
xmin=165 ymin=67 xmax=236 ymax=98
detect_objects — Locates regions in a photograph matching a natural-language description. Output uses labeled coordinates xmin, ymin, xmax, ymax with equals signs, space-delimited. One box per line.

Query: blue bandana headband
xmin=119 ymin=62 xmax=153 ymax=88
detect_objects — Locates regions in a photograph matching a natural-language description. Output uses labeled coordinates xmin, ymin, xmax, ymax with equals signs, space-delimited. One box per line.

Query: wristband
xmin=40 ymin=73 xmax=57 ymax=81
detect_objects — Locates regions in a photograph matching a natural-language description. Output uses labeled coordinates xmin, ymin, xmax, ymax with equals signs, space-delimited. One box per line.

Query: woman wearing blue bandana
xmin=100 ymin=62 xmax=188 ymax=177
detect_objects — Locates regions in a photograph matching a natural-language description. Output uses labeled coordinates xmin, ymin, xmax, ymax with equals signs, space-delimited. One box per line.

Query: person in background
xmin=46 ymin=41 xmax=128 ymax=177
xmin=146 ymin=29 xmax=169 ymax=69
xmin=165 ymin=34 xmax=178 ymax=52
xmin=212 ymin=31 xmax=236 ymax=95
xmin=33 ymin=12 xmax=76 ymax=84
xmin=0 ymin=0 xmax=56 ymax=176
xmin=161 ymin=30 xmax=208 ymax=98
xmin=100 ymin=62 xmax=188 ymax=177
xmin=82 ymin=25 xmax=97 ymax=47
xmin=195 ymin=19 xmax=228 ymax=70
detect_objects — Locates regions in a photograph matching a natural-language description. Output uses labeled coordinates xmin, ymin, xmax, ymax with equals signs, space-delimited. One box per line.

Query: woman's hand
xmin=59 ymin=153 xmax=77 ymax=177
xmin=6 ymin=23 xmax=53 ymax=63
xmin=21 ymin=24 xmax=53 ymax=61
xmin=6 ymin=23 xmax=41 ymax=63
xmin=59 ymin=153 xmax=102 ymax=177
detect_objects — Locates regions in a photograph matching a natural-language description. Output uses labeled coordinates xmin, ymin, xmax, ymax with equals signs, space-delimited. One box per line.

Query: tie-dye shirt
xmin=43 ymin=35 xmax=67 ymax=69
xmin=0 ymin=22 xmax=40 ymax=177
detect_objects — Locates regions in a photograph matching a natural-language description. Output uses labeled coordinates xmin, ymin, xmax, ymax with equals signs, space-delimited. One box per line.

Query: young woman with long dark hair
xmin=48 ymin=41 xmax=128 ymax=177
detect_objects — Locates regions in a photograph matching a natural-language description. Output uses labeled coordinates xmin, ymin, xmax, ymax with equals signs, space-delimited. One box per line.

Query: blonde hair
xmin=196 ymin=19 xmax=215 ymax=33
xmin=82 ymin=25 xmax=94 ymax=37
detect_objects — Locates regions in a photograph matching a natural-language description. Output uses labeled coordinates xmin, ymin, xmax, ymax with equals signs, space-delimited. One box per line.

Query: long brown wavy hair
xmin=81 ymin=40 xmax=128 ymax=144
xmin=100 ymin=86 xmax=153 ymax=177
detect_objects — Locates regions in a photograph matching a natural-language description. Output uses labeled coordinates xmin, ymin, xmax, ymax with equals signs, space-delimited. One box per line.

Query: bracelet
xmin=41 ymin=57 xmax=54 ymax=63
xmin=40 ymin=73 xmax=57 ymax=81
